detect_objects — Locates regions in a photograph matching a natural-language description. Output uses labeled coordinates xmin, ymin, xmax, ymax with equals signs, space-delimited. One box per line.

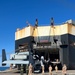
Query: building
xmin=2 ymin=19 xmax=75 ymax=70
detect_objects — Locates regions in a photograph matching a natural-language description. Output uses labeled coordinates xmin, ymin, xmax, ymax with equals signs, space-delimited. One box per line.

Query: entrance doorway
xmin=35 ymin=48 xmax=60 ymax=62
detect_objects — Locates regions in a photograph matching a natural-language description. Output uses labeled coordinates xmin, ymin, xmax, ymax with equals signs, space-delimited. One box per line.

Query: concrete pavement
xmin=0 ymin=70 xmax=75 ymax=75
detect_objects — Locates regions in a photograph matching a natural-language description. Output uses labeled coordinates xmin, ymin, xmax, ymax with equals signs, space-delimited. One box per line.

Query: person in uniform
xmin=28 ymin=63 xmax=33 ymax=75
xmin=49 ymin=65 xmax=52 ymax=75
xmin=42 ymin=65 xmax=45 ymax=75
xmin=55 ymin=65 xmax=58 ymax=73
xmin=62 ymin=64 xmax=67 ymax=75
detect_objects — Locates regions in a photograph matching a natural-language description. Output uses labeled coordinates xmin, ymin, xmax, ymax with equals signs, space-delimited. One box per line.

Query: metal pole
xmin=20 ymin=64 xmax=23 ymax=75
xmin=26 ymin=64 xmax=29 ymax=75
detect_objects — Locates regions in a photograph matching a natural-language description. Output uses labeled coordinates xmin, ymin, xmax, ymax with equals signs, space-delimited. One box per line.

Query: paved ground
xmin=0 ymin=70 xmax=75 ymax=75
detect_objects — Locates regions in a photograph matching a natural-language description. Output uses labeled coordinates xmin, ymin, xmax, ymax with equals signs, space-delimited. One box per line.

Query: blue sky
xmin=0 ymin=0 xmax=75 ymax=66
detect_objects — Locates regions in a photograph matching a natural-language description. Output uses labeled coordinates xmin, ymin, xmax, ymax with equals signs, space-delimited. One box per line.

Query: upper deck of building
xmin=15 ymin=19 xmax=75 ymax=40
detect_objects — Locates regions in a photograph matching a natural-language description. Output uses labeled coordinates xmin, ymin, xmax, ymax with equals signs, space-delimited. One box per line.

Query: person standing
xmin=62 ymin=64 xmax=67 ymax=75
xmin=55 ymin=65 xmax=58 ymax=73
xmin=49 ymin=65 xmax=52 ymax=75
xmin=42 ymin=65 xmax=45 ymax=75
xmin=28 ymin=63 xmax=33 ymax=75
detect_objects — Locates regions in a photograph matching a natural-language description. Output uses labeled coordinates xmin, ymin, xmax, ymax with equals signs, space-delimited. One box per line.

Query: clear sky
xmin=0 ymin=0 xmax=75 ymax=66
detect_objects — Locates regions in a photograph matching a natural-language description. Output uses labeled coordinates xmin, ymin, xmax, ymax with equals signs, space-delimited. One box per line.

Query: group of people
xmin=41 ymin=64 xmax=67 ymax=75
xmin=28 ymin=63 xmax=67 ymax=75
xmin=28 ymin=55 xmax=67 ymax=75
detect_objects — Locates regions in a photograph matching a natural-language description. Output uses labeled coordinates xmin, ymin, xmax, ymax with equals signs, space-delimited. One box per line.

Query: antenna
xmin=35 ymin=19 xmax=38 ymax=27
xmin=51 ymin=17 xmax=54 ymax=26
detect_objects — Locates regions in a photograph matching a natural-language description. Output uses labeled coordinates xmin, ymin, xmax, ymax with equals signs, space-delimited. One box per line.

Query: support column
xmin=20 ymin=64 xmax=23 ymax=75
